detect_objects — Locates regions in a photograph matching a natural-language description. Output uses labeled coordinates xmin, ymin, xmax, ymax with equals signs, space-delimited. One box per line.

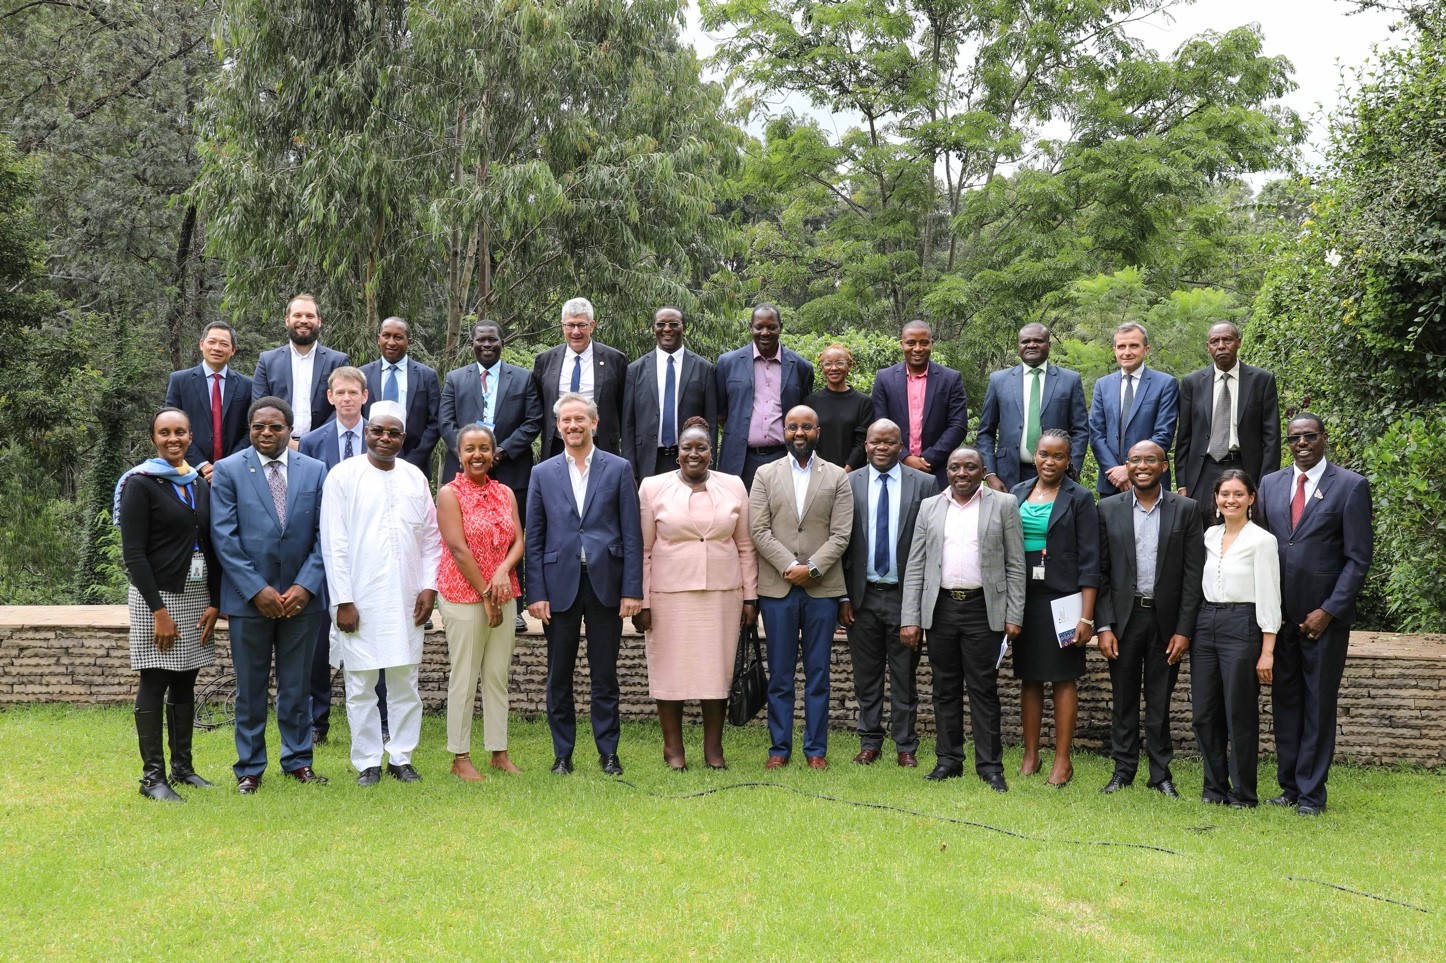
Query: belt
xmin=1209 ymin=451 xmax=1242 ymax=465
xmin=865 ymin=581 xmax=901 ymax=591
xmin=748 ymin=444 xmax=785 ymax=456
xmin=943 ymin=587 xmax=983 ymax=601
xmin=657 ymin=445 xmax=679 ymax=457
xmin=1134 ymin=594 xmax=1155 ymax=610
xmin=1202 ymin=600 xmax=1254 ymax=610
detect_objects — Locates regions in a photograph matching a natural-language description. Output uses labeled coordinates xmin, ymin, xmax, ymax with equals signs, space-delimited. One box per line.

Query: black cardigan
xmin=118 ymin=474 xmax=220 ymax=611
xmin=805 ymin=386 xmax=873 ymax=471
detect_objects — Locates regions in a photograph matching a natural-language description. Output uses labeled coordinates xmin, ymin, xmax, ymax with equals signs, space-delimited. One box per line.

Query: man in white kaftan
xmin=320 ymin=401 xmax=442 ymax=785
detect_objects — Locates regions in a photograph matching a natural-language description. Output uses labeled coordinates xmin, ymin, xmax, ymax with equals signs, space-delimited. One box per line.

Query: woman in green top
xmin=1010 ymin=429 xmax=1100 ymax=787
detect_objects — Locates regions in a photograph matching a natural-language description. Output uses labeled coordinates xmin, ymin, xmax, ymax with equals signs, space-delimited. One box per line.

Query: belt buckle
xmin=1137 ymin=595 xmax=1154 ymax=610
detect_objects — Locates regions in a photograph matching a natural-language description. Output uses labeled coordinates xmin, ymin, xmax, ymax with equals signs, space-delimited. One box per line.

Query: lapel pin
xmin=1314 ymin=490 xmax=1324 ymax=500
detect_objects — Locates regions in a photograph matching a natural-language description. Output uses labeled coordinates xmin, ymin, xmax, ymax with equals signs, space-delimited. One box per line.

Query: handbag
xmin=726 ymin=619 xmax=768 ymax=727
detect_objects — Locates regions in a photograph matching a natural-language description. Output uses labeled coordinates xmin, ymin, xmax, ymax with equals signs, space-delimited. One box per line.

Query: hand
xmin=902 ymin=455 xmax=931 ymax=473
xmin=634 ymin=609 xmax=653 ymax=633
xmin=838 ymin=600 xmax=855 ymax=627
xmin=1105 ymin=465 xmax=1131 ymax=490
xmin=1165 ymin=634 xmax=1190 ymax=665
xmin=740 ymin=602 xmax=757 ymax=626
xmin=783 ymin=563 xmax=813 ymax=587
xmin=1177 ymin=486 xmax=1188 ymax=498
xmin=900 ymin=625 xmax=921 ymax=649
xmin=1300 ymin=608 xmax=1334 ymax=641
xmin=1004 ymin=622 xmax=1023 ymax=642
xmin=152 ymin=608 xmax=179 ymax=652
xmin=412 ymin=589 xmax=437 ymax=627
xmin=279 ymin=584 xmax=313 ymax=618
xmin=199 ymin=463 xmax=215 ymax=482
xmin=985 ymin=475 xmax=1009 ymax=493
xmin=335 ymin=602 xmax=360 ymax=633
xmin=1096 ymin=628 xmax=1119 ymax=660
xmin=483 ymin=595 xmax=503 ymax=629
xmin=1256 ymin=650 xmax=1274 ymax=685
xmin=528 ymin=601 xmax=551 ymax=625
xmin=619 ymin=597 xmax=644 ymax=618
xmin=486 ymin=569 xmax=515 ymax=603
xmin=252 ymin=585 xmax=286 ymax=619
xmin=1073 ymin=620 xmax=1094 ymax=647
xmin=197 ymin=606 xmax=220 ymax=646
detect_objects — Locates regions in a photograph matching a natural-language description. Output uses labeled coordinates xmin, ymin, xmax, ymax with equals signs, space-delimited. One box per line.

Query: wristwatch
xmin=807 ymin=563 xmax=822 ymax=580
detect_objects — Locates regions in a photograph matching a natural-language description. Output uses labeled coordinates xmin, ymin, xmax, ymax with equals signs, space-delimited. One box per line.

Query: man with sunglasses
xmin=621 ymin=306 xmax=717 ymax=480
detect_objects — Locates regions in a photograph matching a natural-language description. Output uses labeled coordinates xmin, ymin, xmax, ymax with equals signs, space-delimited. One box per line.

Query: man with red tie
xmin=164 ymin=321 xmax=254 ymax=481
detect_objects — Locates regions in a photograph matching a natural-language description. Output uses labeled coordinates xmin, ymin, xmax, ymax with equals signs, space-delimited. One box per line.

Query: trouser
xmin=344 ymin=664 xmax=422 ymax=771
xmin=1190 ymin=456 xmax=1240 ymax=527
xmin=442 ymin=597 xmax=518 ymax=754
xmin=229 ymin=612 xmax=322 ymax=778
xmin=759 ymin=587 xmax=838 ymax=758
xmin=544 ymin=575 xmax=622 ymax=758
xmin=135 ymin=668 xmax=198 ymax=710
xmin=846 ymin=583 xmax=920 ymax=753
xmin=1273 ymin=619 xmax=1351 ymax=809
xmin=310 ymin=617 xmax=386 ymax=734
xmin=1107 ymin=602 xmax=1181 ymax=786
xmin=651 ymin=446 xmax=680 ymax=478
xmin=927 ymin=592 xmax=1003 ymax=776
xmin=1191 ymin=602 xmax=1261 ymax=804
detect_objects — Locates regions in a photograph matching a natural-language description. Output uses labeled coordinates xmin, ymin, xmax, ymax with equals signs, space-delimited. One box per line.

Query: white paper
xmin=1050 ymin=592 xmax=1084 ymax=648
xmin=996 ymin=637 xmax=1009 ymax=669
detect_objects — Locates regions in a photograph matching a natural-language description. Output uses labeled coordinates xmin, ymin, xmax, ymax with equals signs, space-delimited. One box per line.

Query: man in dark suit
xmin=532 ymin=297 xmax=627 ymax=457
xmin=1088 ymin=322 xmax=1180 ymax=496
xmin=621 ymin=306 xmax=717 ymax=480
xmin=977 ymin=323 xmax=1089 ymax=492
xmin=251 ymin=293 xmax=350 ymax=443
xmin=209 ymin=395 xmax=330 ymax=793
xmin=715 ymin=304 xmax=815 ymax=488
xmin=1095 ymin=441 xmax=1205 ymax=799
xmin=839 ymin=419 xmax=936 ymax=767
xmin=1175 ymin=321 xmax=1280 ymax=525
xmin=525 ymin=392 xmax=643 ymax=776
xmin=869 ymin=320 xmax=969 ymax=489
xmin=164 ymin=320 xmax=254 ymax=481
xmin=359 ymin=316 xmax=440 ymax=478
xmin=1256 ymin=414 xmax=1373 ymax=816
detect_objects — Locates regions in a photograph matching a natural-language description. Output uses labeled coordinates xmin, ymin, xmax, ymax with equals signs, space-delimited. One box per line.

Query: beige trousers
xmin=441 ymin=597 xmax=517 ymax=754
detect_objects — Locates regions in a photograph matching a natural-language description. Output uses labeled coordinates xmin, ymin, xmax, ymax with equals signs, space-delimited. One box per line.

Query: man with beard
xmin=976 ymin=323 xmax=1088 ymax=492
xmin=252 ymin=293 xmax=350 ymax=444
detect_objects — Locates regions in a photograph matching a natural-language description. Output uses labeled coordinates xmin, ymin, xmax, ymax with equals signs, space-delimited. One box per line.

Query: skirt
xmin=1012 ymin=586 xmax=1087 ymax=683
xmin=645 ymin=588 xmax=743 ymax=700
xmin=127 ymin=553 xmax=216 ymax=672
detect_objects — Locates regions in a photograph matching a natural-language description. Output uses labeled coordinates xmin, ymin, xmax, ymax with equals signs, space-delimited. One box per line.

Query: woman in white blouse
xmin=1192 ymin=469 xmax=1281 ymax=808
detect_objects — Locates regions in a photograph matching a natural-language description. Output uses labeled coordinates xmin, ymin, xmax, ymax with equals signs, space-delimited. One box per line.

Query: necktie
xmin=1291 ymin=472 xmax=1308 ymax=530
xmin=661 ymin=355 xmax=677 ymax=447
xmin=1119 ymin=372 xmax=1135 ymax=455
xmin=266 ymin=461 xmax=287 ymax=529
xmin=1025 ymin=367 xmax=1042 ymax=455
xmin=1208 ymin=373 xmax=1232 ymax=461
xmin=343 ymin=428 xmax=354 ymax=460
xmin=480 ymin=368 xmax=491 ymax=422
xmin=570 ymin=354 xmax=582 ymax=393
xmin=383 ymin=364 xmax=399 ymax=402
xmin=874 ymin=473 xmax=890 ymax=579
xmin=210 ymin=373 xmax=224 ymax=464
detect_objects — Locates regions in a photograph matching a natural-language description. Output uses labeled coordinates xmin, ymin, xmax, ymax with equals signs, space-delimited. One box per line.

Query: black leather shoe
xmin=237 ymin=775 xmax=260 ymax=794
xmin=285 ymin=766 xmax=329 ymax=784
xmin=600 ymin=753 xmax=624 ymax=776
xmin=1296 ymin=803 xmax=1324 ymax=817
xmin=387 ymin=763 xmax=422 ymax=783
xmin=981 ymin=772 xmax=1009 ymax=793
xmin=515 ymin=615 xmax=528 ymax=633
xmin=1266 ymin=793 xmax=1298 ymax=807
xmin=1229 ymin=799 xmax=1258 ymax=809
xmin=924 ymin=764 xmax=963 ymax=781
xmin=1149 ymin=780 xmax=1180 ymax=799
xmin=312 ymin=728 xmax=328 ymax=746
xmin=356 ymin=767 xmax=381 ymax=787
xmin=550 ymin=755 xmax=574 ymax=775
xmin=1100 ymin=775 xmax=1131 ymax=795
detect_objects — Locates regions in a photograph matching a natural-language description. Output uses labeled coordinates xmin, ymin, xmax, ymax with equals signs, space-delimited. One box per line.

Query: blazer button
xmin=699 ymin=537 xmax=705 ymax=542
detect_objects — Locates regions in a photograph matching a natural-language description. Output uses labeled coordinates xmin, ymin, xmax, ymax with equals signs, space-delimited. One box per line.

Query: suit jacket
xmin=975 ymin=363 xmax=1089 ymax=489
xmin=359 ymin=357 xmax=441 ymax=475
xmin=532 ymin=341 xmax=628 ymax=455
xmin=901 ymin=487 xmax=1025 ymax=633
xmin=208 ymin=448 xmax=328 ymax=618
xmin=1095 ymin=489 xmax=1205 ymax=638
xmin=250 ymin=343 xmax=350 ymax=431
xmin=714 ymin=345 xmax=815 ymax=475
xmin=1256 ymin=463 xmax=1373 ymax=626
xmin=621 ymin=347 xmax=718 ymax=479
xmin=870 ymin=362 xmax=969 ymax=486
xmin=842 ymin=464 xmax=936 ymax=609
xmin=1175 ymin=363 xmax=1280 ymax=497
xmin=748 ymin=455 xmax=853 ymax=599
xmin=524 ymin=449 xmax=643 ymax=611
xmin=1011 ymin=476 xmax=1102 ymax=595
xmin=1087 ymin=367 xmax=1180 ymax=494
xmin=640 ymin=471 xmax=757 ymax=602
xmin=438 ymin=361 xmax=542 ymax=490
xmin=164 ymin=364 xmax=254 ymax=468
xmin=298 ymin=418 xmax=366 ymax=473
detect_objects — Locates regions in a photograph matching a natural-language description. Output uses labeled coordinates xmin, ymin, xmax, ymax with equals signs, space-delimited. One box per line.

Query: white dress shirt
xmin=336 ymin=418 xmax=366 ymax=463
xmin=567 ymin=448 xmax=595 ymax=564
xmin=1119 ymin=365 xmax=1146 ymax=408
xmin=1291 ymin=458 xmax=1328 ymax=505
xmin=790 ymin=453 xmax=815 ymax=520
xmin=1018 ymin=361 xmax=1049 ymax=461
xmin=654 ymin=346 xmax=685 ymax=445
xmin=289 ymin=343 xmax=317 ymax=436
xmin=1202 ymin=521 xmax=1282 ymax=633
xmin=378 ymin=356 xmax=410 ymax=418
xmin=558 ymin=343 xmax=596 ymax=400
xmin=1211 ymin=362 xmax=1242 ymax=452
xmin=866 ymin=462 xmax=903 ymax=584
xmin=940 ymin=488 xmax=984 ymax=589
xmin=258 ymin=448 xmax=289 ymax=483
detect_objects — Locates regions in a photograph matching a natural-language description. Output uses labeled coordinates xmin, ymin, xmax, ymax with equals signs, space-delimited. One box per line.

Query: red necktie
xmin=211 ymin=373 xmax=224 ymax=464
xmin=1290 ymin=472 xmax=1307 ymax=530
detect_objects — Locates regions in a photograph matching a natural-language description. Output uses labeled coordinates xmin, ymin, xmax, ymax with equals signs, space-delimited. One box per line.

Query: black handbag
xmin=727 ymin=619 xmax=767 ymax=727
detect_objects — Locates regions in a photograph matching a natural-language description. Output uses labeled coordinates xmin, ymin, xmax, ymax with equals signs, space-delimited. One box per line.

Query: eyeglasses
xmin=250 ymin=422 xmax=288 ymax=433
xmin=561 ymin=321 xmax=592 ymax=331
xmin=1125 ymin=456 xmax=1165 ymax=466
xmin=820 ymin=361 xmax=850 ymax=370
xmin=366 ymin=425 xmax=405 ymax=439
xmin=652 ymin=321 xmax=683 ymax=330
xmin=1285 ymin=432 xmax=1321 ymax=444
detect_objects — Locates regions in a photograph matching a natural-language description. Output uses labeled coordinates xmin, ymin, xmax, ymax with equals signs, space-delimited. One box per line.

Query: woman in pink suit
xmin=635 ymin=417 xmax=758 ymax=771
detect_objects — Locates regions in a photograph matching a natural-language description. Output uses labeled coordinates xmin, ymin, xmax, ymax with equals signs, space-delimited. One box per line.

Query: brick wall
xmin=1 ymin=608 xmax=1442 ymax=767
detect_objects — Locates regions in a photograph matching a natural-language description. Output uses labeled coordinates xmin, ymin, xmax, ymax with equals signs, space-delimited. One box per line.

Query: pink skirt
xmin=645 ymin=588 xmax=743 ymax=700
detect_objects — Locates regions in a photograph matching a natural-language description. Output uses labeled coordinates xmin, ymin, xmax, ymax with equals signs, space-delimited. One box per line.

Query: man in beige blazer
xmin=902 ymin=447 xmax=1025 ymax=791
xmin=750 ymin=405 xmax=854 ymax=770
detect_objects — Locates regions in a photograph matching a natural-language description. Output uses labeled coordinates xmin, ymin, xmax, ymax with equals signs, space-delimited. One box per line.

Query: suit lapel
xmin=244 ymin=451 xmax=282 ymax=531
xmin=1151 ymin=494 xmax=1173 ymax=593
xmin=1046 ymin=481 xmax=1068 ymax=533
xmin=1124 ymin=370 xmax=1153 ymax=431
xmin=1039 ymin=363 xmax=1061 ymax=413
xmin=798 ymin=458 xmax=825 ymax=521
xmin=284 ymin=456 xmax=307 ymax=523
xmin=1295 ymin=465 xmax=1333 ymax=533
xmin=640 ymin=353 xmax=659 ymax=408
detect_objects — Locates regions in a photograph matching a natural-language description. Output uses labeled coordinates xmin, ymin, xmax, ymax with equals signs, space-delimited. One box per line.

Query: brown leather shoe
xmin=853 ymin=748 xmax=879 ymax=765
xmin=764 ymin=755 xmax=790 ymax=770
xmin=897 ymin=751 xmax=918 ymax=768
xmin=451 ymin=755 xmax=485 ymax=782
xmin=236 ymin=775 xmax=260 ymax=794
xmin=806 ymin=755 xmax=828 ymax=770
xmin=284 ymin=766 xmax=329 ymax=784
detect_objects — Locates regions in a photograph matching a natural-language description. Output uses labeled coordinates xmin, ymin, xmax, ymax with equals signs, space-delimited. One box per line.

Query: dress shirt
xmin=790 ymin=453 xmax=815 ymax=520
xmin=1119 ymin=365 xmax=1145 ymax=408
xmin=866 ymin=462 xmax=903 ymax=584
xmin=203 ymin=363 xmax=230 ymax=407
xmin=1211 ymin=362 xmax=1242 ymax=452
xmin=940 ymin=487 xmax=983 ymax=589
xmin=475 ymin=360 xmax=502 ymax=426
xmin=257 ymin=448 xmax=289 ymax=480
xmin=289 ymin=343 xmax=317 ymax=436
xmin=746 ymin=344 xmax=784 ymax=447
xmin=905 ymin=368 xmax=928 ymax=457
xmin=1202 ymin=521 xmax=1282 ymax=633
xmin=1291 ymin=458 xmax=1328 ymax=506
xmin=567 ymin=448 xmax=595 ymax=563
xmin=1132 ymin=489 xmax=1161 ymax=597
xmin=379 ymin=356 xmax=410 ymax=417
xmin=654 ymin=346 xmax=685 ymax=445
xmin=558 ymin=343 xmax=595 ymax=400
xmin=336 ymin=419 xmax=365 ymax=463
xmin=1018 ymin=361 xmax=1048 ymax=461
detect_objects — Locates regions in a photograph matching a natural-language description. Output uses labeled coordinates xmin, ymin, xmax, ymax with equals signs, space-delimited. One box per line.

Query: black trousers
xmin=651 ymin=447 xmax=679 ymax=478
xmin=846 ymin=583 xmax=920 ymax=753
xmin=1107 ymin=601 xmax=1180 ymax=785
xmin=1191 ymin=602 xmax=1261 ymax=804
xmin=927 ymin=593 xmax=1002 ymax=775
xmin=544 ymin=575 xmax=622 ymax=759
xmin=1273 ymin=619 xmax=1351 ymax=809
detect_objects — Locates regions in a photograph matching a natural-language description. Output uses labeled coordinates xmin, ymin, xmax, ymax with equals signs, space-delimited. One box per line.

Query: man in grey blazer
xmin=532 ymin=297 xmax=627 ymax=457
xmin=621 ymin=306 xmax=718 ymax=480
xmin=902 ymin=447 xmax=1025 ymax=791
xmin=840 ymin=420 xmax=936 ymax=767
xmin=976 ymin=323 xmax=1089 ymax=491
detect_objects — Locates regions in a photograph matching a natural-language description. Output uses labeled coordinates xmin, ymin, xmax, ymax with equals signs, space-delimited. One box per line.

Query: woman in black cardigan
xmin=116 ymin=407 xmax=221 ymax=802
xmin=1011 ymin=429 xmax=1100 ymax=787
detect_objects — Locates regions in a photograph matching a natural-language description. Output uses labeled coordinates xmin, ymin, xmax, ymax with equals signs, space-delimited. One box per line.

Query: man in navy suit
xmin=869 ymin=320 xmax=968 ymax=489
xmin=250 ymin=293 xmax=350 ymax=443
xmin=525 ymin=393 xmax=643 ymax=776
xmin=164 ymin=321 xmax=254 ymax=481
xmin=977 ymin=323 xmax=1089 ymax=492
xmin=1256 ymin=414 xmax=1373 ymax=816
xmin=532 ymin=297 xmax=627 ymax=457
xmin=1088 ymin=322 xmax=1180 ymax=496
xmin=210 ymin=396 xmax=331 ymax=792
xmin=621 ymin=306 xmax=717 ymax=480
xmin=359 ymin=316 xmax=440 ymax=478
xmin=715 ymin=304 xmax=815 ymax=488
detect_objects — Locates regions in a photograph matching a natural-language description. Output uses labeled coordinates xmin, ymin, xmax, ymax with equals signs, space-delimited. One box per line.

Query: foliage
xmin=1362 ymin=413 xmax=1446 ymax=632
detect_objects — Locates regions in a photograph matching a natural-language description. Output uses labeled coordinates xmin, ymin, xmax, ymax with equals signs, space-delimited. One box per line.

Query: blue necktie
xmin=874 ymin=473 xmax=890 ymax=579
xmin=570 ymin=354 xmax=582 ymax=393
xmin=383 ymin=364 xmax=399 ymax=402
xmin=343 ymin=428 xmax=354 ymax=460
xmin=661 ymin=355 xmax=677 ymax=447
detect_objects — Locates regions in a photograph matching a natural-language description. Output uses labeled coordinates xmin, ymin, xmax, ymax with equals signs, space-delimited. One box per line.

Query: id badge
xmin=1031 ymin=564 xmax=1045 ymax=581
xmin=188 ymin=556 xmax=206 ymax=582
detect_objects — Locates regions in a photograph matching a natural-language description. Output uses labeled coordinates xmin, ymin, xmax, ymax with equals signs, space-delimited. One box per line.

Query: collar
xmin=567 ymin=343 xmax=593 ymax=361
xmin=655 ymin=345 xmax=684 ymax=363
xmin=288 ymin=341 xmax=316 ymax=360
xmin=337 ymin=417 xmax=364 ymax=435
xmin=752 ymin=343 xmax=781 ymax=362
xmin=944 ymin=486 xmax=983 ymax=509
xmin=382 ymin=355 xmax=408 ymax=371
xmin=1024 ymin=361 xmax=1049 ymax=374
xmin=567 ymin=447 xmax=596 ymax=470
xmin=790 ymin=453 xmax=816 ymax=474
xmin=905 ymin=365 xmax=929 ymax=380
xmin=258 ymin=450 xmax=289 ymax=468
xmin=873 ymin=462 xmax=902 ymax=485
xmin=202 ymin=363 xmax=229 ymax=378
xmin=1130 ymin=487 xmax=1162 ymax=514
xmin=1214 ymin=361 xmax=1241 ymax=381
xmin=1120 ymin=364 xmax=1146 ymax=378
xmin=476 ymin=359 xmax=501 ymax=376
xmin=1293 ymin=459 xmax=1328 ymax=485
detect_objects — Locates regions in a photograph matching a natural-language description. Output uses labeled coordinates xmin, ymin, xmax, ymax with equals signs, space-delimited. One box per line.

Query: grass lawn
xmin=0 ymin=705 xmax=1441 ymax=961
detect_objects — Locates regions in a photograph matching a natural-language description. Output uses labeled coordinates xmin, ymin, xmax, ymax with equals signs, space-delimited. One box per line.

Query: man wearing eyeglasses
xmin=532 ymin=297 xmax=627 ymax=457
xmin=1094 ymin=440 xmax=1205 ymax=800
xmin=621 ymin=306 xmax=718 ymax=480
xmin=1255 ymin=415 xmax=1373 ymax=816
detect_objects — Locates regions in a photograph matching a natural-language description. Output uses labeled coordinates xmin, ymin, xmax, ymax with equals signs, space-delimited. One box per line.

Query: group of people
xmin=117 ymin=294 xmax=1373 ymax=818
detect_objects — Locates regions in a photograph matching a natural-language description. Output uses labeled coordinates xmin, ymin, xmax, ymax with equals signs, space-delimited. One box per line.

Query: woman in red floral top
xmin=436 ymin=424 xmax=524 ymax=779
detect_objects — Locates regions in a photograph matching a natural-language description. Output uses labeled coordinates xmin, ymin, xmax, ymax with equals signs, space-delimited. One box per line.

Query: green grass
xmin=1 ymin=705 xmax=1441 ymax=961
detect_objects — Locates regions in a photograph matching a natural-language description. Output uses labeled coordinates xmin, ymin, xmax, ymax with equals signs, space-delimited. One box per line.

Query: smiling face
xmin=900 ymin=323 xmax=933 ymax=372
xmin=653 ymin=308 xmax=685 ymax=353
xmin=249 ymin=406 xmax=292 ymax=458
xmin=1126 ymin=441 xmax=1167 ymax=491
xmin=819 ymin=347 xmax=851 ymax=389
xmin=865 ymin=421 xmax=903 ymax=472
xmin=677 ymin=428 xmax=712 ymax=480
xmin=1215 ymin=476 xmax=1255 ymax=522
xmin=198 ymin=326 xmax=236 ymax=370
xmin=1286 ymin=416 xmax=1326 ymax=471
xmin=471 ymin=323 xmax=503 ymax=366
xmin=1018 ymin=324 xmax=1050 ymax=366
xmin=285 ymin=297 xmax=321 ymax=347
xmin=366 ymin=415 xmax=405 ymax=464
xmin=749 ymin=308 xmax=781 ymax=358
xmin=562 ymin=311 xmax=594 ymax=352
xmin=152 ymin=410 xmax=192 ymax=467
xmin=557 ymin=399 xmax=598 ymax=452
xmin=457 ymin=427 xmax=495 ymax=481
xmin=947 ymin=449 xmax=985 ymax=501
xmin=1033 ymin=434 xmax=1071 ymax=484
xmin=378 ymin=318 xmax=410 ymax=364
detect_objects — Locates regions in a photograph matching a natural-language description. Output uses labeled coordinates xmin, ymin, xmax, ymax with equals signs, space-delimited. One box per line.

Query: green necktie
xmin=1025 ymin=367 xmax=1043 ymax=455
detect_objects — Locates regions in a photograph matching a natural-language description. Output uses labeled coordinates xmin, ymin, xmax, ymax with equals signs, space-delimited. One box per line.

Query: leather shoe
xmin=236 ymin=775 xmax=260 ymax=794
xmin=764 ymin=755 xmax=789 ymax=770
xmin=514 ymin=615 xmax=528 ymax=633
xmin=356 ymin=767 xmax=381 ymax=787
xmin=1229 ymin=799 xmax=1257 ymax=809
xmin=311 ymin=728 xmax=328 ymax=746
xmin=805 ymin=755 xmax=828 ymax=770
xmin=1149 ymin=780 xmax=1180 ymax=799
xmin=897 ymin=751 xmax=918 ymax=768
xmin=600 ymin=753 xmax=624 ymax=776
xmin=1100 ymin=775 xmax=1132 ymax=795
xmin=852 ymin=748 xmax=879 ymax=765
xmin=1266 ymin=793 xmax=1299 ymax=807
xmin=924 ymin=764 xmax=963 ymax=781
xmin=1296 ymin=803 xmax=1324 ymax=817
xmin=981 ymin=772 xmax=1009 ymax=793
xmin=285 ymin=766 xmax=328 ymax=784
xmin=387 ymin=763 xmax=421 ymax=783
xmin=550 ymin=755 xmax=574 ymax=775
